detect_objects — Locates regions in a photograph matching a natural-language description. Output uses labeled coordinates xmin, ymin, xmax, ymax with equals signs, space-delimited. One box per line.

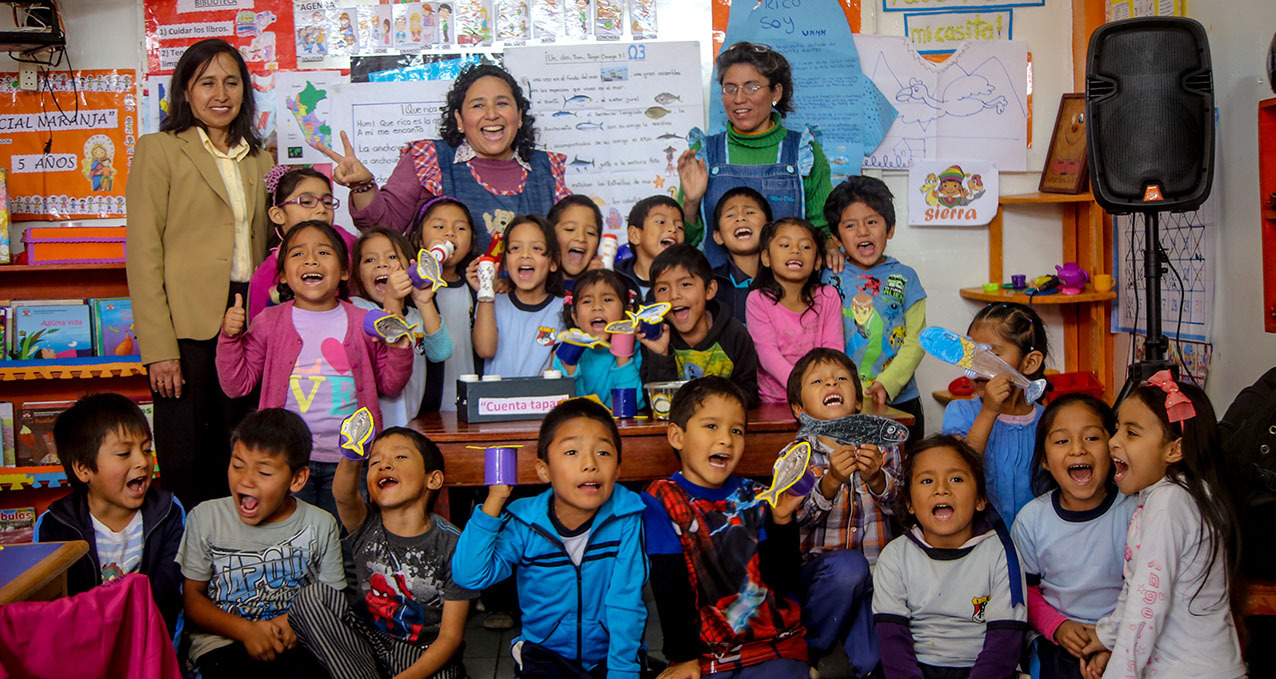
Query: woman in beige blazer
xmin=126 ymin=39 xmax=274 ymax=507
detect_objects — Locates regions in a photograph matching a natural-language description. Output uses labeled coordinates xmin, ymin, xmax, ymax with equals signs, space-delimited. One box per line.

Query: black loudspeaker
xmin=1085 ymin=17 xmax=1214 ymax=213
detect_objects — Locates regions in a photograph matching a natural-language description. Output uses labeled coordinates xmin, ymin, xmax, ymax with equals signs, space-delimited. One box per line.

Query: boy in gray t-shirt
xmin=177 ymin=409 xmax=345 ymax=678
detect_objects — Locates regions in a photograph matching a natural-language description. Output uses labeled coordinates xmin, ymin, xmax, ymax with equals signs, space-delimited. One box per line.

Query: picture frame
xmin=1039 ymin=93 xmax=1089 ymax=194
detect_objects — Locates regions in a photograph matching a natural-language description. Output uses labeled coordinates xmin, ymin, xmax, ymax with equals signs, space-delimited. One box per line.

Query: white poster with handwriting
xmin=327 ymin=78 xmax=453 ymax=186
xmin=504 ymin=41 xmax=704 ymax=234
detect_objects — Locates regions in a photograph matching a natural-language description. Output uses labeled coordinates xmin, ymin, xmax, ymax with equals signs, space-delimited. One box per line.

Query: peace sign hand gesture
xmin=312 ymin=130 xmax=375 ymax=188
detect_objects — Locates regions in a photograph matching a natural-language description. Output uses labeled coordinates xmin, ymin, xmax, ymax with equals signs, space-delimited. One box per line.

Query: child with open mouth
xmin=411 ymin=196 xmax=479 ymax=412
xmin=548 ymin=194 xmax=605 ymax=289
xmin=551 ymin=269 xmax=645 ymax=410
xmin=873 ymin=435 xmax=1027 ymax=679
xmin=709 ymin=186 xmax=772 ymax=323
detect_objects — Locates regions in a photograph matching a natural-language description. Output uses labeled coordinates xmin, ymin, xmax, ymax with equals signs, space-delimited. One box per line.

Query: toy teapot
xmin=1055 ymin=262 xmax=1090 ymax=292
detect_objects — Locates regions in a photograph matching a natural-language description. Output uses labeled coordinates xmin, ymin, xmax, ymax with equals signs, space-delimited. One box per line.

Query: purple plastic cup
xmin=407 ymin=262 xmax=430 ymax=290
xmin=485 ymin=447 xmax=519 ymax=486
xmin=1011 ymin=274 xmax=1027 ymax=289
xmin=639 ymin=320 xmax=663 ymax=340
xmin=609 ymin=331 xmax=635 ymax=358
xmin=555 ymin=341 xmax=587 ymax=366
xmin=611 ymin=388 xmax=638 ymax=418
xmin=363 ymin=309 xmax=390 ymax=339
xmin=786 ymin=468 xmax=817 ymax=498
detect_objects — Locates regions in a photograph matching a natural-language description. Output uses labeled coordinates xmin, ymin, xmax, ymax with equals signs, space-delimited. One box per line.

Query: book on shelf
xmin=90 ymin=297 xmax=139 ymax=357
xmin=11 ymin=302 xmax=92 ymax=360
xmin=0 ymin=508 xmax=35 ymax=545
xmin=0 ymin=401 xmax=13 ymax=466
xmin=15 ymin=400 xmax=75 ymax=466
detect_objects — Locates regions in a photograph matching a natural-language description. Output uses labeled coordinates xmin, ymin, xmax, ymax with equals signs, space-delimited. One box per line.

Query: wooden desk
xmin=0 ymin=541 xmax=88 ymax=604
xmin=412 ymin=402 xmax=914 ymax=486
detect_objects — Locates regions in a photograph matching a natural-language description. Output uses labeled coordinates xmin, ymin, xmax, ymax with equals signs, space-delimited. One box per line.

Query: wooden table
xmin=0 ymin=541 xmax=88 ymax=604
xmin=412 ymin=402 xmax=915 ymax=486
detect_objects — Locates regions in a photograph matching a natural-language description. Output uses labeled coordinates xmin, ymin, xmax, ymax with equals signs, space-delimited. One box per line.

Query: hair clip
xmin=1146 ymin=370 xmax=1196 ymax=423
xmin=416 ymin=195 xmax=462 ymax=224
xmin=564 ymin=289 xmax=573 ymax=306
xmin=264 ymin=165 xmax=291 ymax=198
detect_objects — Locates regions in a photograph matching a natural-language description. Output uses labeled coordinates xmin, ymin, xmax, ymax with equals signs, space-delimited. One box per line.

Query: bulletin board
xmin=0 ymin=70 xmax=136 ymax=220
xmin=711 ymin=0 xmax=861 ymax=57
xmin=143 ymin=0 xmax=299 ymax=75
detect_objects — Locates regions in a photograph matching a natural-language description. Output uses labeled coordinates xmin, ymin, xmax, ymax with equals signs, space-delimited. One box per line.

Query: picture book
xmin=91 ymin=297 xmax=138 ymax=357
xmin=16 ymin=401 xmax=74 ymax=466
xmin=0 ymin=401 xmax=13 ymax=466
xmin=12 ymin=303 xmax=91 ymax=359
xmin=0 ymin=508 xmax=35 ymax=545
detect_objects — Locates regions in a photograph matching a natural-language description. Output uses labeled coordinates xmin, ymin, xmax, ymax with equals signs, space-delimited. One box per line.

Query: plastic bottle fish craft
xmin=340 ymin=407 xmax=374 ymax=460
xmin=919 ymin=326 xmax=1047 ymax=403
xmin=758 ymin=441 xmax=817 ymax=507
xmin=363 ymin=310 xmax=418 ymax=344
xmin=796 ymin=413 xmax=909 ymax=447
xmin=407 ymin=242 xmax=454 ymax=292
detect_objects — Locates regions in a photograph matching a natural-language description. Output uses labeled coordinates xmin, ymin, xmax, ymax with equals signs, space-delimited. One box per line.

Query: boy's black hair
xmin=1031 ymin=393 xmax=1117 ymax=492
xmin=669 ymin=376 xmax=747 ymax=430
xmin=1125 ymin=380 xmax=1243 ymax=625
xmin=537 ymin=398 xmax=623 ymax=464
xmin=413 ymin=197 xmax=479 ymax=266
xmin=560 ymin=269 xmax=634 ymax=330
xmin=231 ymin=408 xmax=312 ymax=472
xmin=54 ymin=393 xmax=152 ymax=492
xmin=548 ymin=194 xmax=604 ymax=234
xmin=504 ymin=214 xmax=565 ymax=297
xmin=438 ymin=64 xmax=536 ymax=163
xmin=823 ymin=175 xmax=897 ymax=236
xmin=275 ymin=220 xmax=351 ymax=302
xmin=969 ymin=302 xmax=1050 ymax=382
xmin=896 ymin=434 xmax=989 ymax=529
xmin=753 ymin=217 xmax=827 ymax=313
xmin=372 ymin=427 xmax=446 ymax=513
xmin=711 ymin=186 xmax=773 ymax=241
xmin=716 ymin=42 xmax=795 ymax=118
xmin=785 ymin=348 xmax=864 ymax=411
xmin=649 ymin=243 xmax=714 ymax=290
xmin=163 ymin=39 xmax=260 ymax=150
xmin=627 ymin=195 xmax=683 ymax=231
xmin=350 ymin=227 xmax=414 ymax=299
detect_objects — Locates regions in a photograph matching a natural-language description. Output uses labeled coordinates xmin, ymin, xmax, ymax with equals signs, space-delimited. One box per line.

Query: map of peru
xmin=286 ymin=81 xmax=333 ymax=149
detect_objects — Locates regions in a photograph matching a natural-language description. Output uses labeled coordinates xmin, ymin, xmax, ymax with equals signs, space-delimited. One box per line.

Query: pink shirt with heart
xmin=286 ymin=306 xmax=354 ymax=462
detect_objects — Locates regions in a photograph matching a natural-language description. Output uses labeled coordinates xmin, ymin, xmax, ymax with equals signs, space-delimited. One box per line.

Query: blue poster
xmin=712 ymin=0 xmax=897 ymax=181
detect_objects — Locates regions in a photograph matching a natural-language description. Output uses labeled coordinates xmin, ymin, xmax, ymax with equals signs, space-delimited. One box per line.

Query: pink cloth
xmin=247 ymin=227 xmax=357 ymax=322
xmin=216 ymin=300 xmax=413 ymax=435
xmin=746 ymin=285 xmax=844 ymax=404
xmin=1026 ymin=584 xmax=1069 ymax=642
xmin=0 ymin=573 xmax=181 ymax=679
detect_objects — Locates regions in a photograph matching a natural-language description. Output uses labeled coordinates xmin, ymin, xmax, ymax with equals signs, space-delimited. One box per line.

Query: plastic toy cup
xmin=787 ymin=468 xmax=817 ymax=498
xmin=612 ymin=388 xmax=638 ymax=418
xmin=982 ymin=282 xmax=1001 ymax=293
xmin=609 ymin=331 xmax=635 ymax=358
xmin=363 ymin=309 xmax=390 ymax=339
xmin=639 ymin=320 xmax=663 ymax=341
xmin=1093 ymin=274 xmax=1114 ymax=292
xmin=1011 ymin=274 xmax=1027 ymax=289
xmin=484 ymin=447 xmax=519 ymax=486
xmin=645 ymin=380 xmax=687 ymax=420
xmin=555 ymin=341 xmax=587 ymax=366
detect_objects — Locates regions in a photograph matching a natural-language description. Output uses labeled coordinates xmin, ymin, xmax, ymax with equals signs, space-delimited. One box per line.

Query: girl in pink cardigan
xmin=746 ymin=217 xmax=844 ymax=403
xmin=217 ymin=220 xmax=413 ymax=517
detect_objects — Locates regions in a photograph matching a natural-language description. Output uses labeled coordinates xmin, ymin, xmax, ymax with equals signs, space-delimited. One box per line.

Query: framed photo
xmin=1039 ymin=93 xmax=1089 ymax=194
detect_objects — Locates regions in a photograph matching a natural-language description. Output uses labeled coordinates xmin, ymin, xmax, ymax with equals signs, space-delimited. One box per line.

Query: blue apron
xmin=699 ymin=128 xmax=805 ymax=269
xmin=434 ymin=141 xmax=559 ymax=254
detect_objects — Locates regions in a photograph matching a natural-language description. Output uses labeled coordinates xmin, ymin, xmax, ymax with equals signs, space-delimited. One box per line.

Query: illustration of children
xmin=394 ymin=15 xmax=408 ymax=43
xmin=439 ymin=4 xmax=452 ymax=42
xmin=410 ymin=11 xmax=423 ymax=41
xmin=934 ymin=165 xmax=970 ymax=207
xmin=338 ymin=12 xmax=356 ymax=49
xmin=383 ymin=18 xmax=392 ymax=45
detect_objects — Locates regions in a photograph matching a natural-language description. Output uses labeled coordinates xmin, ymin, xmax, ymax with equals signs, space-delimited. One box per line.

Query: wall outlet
xmin=19 ymin=64 xmax=38 ymax=92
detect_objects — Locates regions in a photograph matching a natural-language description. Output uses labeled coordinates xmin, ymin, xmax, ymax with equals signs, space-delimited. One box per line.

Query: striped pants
xmin=289 ymin=583 xmax=467 ymax=679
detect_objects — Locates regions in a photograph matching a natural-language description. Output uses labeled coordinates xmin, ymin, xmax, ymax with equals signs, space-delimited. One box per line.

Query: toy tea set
xmin=982 ymin=262 xmax=1114 ymax=297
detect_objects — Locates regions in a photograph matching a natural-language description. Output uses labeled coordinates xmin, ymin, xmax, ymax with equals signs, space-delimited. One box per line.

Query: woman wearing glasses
xmin=678 ymin=41 xmax=842 ymax=271
xmin=126 ymin=39 xmax=276 ymax=507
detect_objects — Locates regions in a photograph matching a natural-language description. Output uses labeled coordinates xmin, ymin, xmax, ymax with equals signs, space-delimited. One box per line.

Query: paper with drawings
xmin=713 ymin=0 xmax=897 ymax=183
xmin=504 ymin=41 xmax=704 ymax=234
xmin=275 ymin=70 xmax=346 ymax=165
xmin=854 ymin=35 xmax=1028 ymax=171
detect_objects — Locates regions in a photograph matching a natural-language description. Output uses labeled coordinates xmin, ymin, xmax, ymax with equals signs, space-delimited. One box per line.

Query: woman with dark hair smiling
xmin=126 ymin=38 xmax=274 ymax=507
xmin=317 ymin=63 xmax=570 ymax=253
xmin=678 ymin=42 xmax=843 ymax=273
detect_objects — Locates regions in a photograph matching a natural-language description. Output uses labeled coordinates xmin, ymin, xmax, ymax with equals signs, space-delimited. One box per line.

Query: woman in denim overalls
xmin=678 ymin=42 xmax=842 ymax=274
xmin=314 ymin=64 xmax=571 ymax=254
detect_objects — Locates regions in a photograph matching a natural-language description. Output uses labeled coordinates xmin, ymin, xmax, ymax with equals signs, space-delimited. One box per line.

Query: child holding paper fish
xmin=411 ymin=196 xmax=479 ymax=412
xmin=939 ymin=302 xmax=1050 ymax=525
xmin=216 ymin=220 xmax=414 ymax=517
xmin=552 ymin=270 xmax=646 ymax=410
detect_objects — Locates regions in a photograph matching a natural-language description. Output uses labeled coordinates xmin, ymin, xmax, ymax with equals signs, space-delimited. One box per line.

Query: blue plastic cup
xmin=611 ymin=388 xmax=638 ymax=418
xmin=555 ymin=341 xmax=587 ymax=366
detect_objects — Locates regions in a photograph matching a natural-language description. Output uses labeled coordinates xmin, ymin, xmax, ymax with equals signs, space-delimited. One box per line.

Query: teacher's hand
xmin=825 ymin=235 xmax=846 ymax=273
xmin=148 ymin=359 xmax=184 ymax=399
xmin=677 ymin=149 xmax=708 ymax=204
xmin=312 ymin=130 xmax=375 ymax=188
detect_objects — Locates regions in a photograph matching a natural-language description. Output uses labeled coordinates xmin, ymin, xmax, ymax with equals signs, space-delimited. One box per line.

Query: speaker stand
xmin=1115 ymin=210 xmax=1178 ymax=404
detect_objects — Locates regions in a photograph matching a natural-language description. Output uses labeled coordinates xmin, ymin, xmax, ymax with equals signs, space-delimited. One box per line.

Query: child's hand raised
xmin=865 ymin=380 xmax=888 ymax=408
xmin=677 ymin=150 xmax=708 ymax=204
xmin=980 ymin=375 xmax=1014 ymax=414
xmin=825 ymin=236 xmax=847 ymax=273
xmin=770 ymin=490 xmax=805 ymax=525
xmin=1054 ymin=619 xmax=1092 ymax=658
xmin=387 ymin=268 xmax=413 ymax=302
xmin=241 ymin=619 xmax=286 ymax=661
xmin=222 ymin=294 xmax=246 ymax=338
xmin=481 ymin=484 xmax=513 ymax=518
xmin=636 ymin=322 xmax=671 ymax=355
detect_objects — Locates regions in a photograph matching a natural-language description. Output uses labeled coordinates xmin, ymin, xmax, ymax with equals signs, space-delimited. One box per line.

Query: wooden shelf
xmin=959 ymin=286 xmax=1116 ymax=305
xmin=0 ymin=358 xmax=146 ymax=382
xmin=0 ymin=263 xmax=125 ymax=274
xmin=999 ymin=191 xmax=1095 ymax=204
xmin=0 ymin=262 xmax=129 ymax=300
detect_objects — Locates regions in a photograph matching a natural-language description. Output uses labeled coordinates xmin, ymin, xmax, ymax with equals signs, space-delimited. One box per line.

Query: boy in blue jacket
xmin=452 ymin=398 xmax=648 ymax=679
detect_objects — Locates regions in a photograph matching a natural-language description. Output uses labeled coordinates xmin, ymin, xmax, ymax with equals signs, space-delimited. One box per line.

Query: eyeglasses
xmin=278 ymin=193 xmax=340 ymax=210
xmin=721 ymin=82 xmax=768 ymax=96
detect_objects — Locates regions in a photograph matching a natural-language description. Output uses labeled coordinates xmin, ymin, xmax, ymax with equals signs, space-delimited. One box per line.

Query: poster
xmin=903 ymin=10 xmax=1013 ymax=54
xmin=1106 ymin=0 xmax=1185 ymax=21
xmin=715 ymin=0 xmax=896 ymax=183
xmin=907 ymin=161 xmax=997 ymax=226
xmin=275 ymin=70 xmax=346 ymax=164
xmin=143 ymin=0 xmax=294 ymax=75
xmin=1113 ymin=201 xmax=1216 ymax=343
xmin=326 ymin=78 xmax=454 ymax=189
xmin=711 ymin=0 xmax=860 ymax=58
xmin=504 ymin=41 xmax=705 ymax=232
xmin=854 ymin=35 xmax=1029 ymax=171
xmin=0 ymin=70 xmax=136 ymax=220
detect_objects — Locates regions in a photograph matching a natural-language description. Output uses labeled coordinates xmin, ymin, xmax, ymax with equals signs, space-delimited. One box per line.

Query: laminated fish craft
xmin=340 ymin=407 xmax=375 ymax=461
xmin=758 ymin=441 xmax=817 ymax=507
xmin=363 ymin=310 xmax=418 ymax=344
xmin=919 ymin=326 xmax=1047 ymax=403
xmin=796 ymin=413 xmax=910 ymax=447
xmin=407 ymin=242 xmax=455 ymax=292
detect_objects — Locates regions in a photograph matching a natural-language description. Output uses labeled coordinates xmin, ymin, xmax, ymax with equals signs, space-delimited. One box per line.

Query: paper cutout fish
xmin=557 ymin=327 xmax=610 ymax=348
xmin=634 ymin=302 xmax=671 ymax=325
xmin=407 ymin=247 xmax=446 ymax=291
xmin=339 ymin=407 xmax=374 ymax=460
xmin=920 ymin=327 xmax=1047 ymax=403
xmin=796 ymin=413 xmax=910 ymax=447
xmin=363 ymin=310 xmax=418 ymax=344
xmin=604 ymin=312 xmax=638 ymax=335
xmin=758 ymin=441 xmax=814 ymax=507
